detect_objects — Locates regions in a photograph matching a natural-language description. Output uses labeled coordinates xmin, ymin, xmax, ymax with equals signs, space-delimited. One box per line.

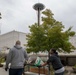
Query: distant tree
xmin=26 ymin=9 xmax=75 ymax=53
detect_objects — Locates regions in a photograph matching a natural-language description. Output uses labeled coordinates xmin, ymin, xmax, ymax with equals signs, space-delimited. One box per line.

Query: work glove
xmin=24 ymin=60 xmax=28 ymax=67
xmin=36 ymin=65 xmax=42 ymax=68
xmin=5 ymin=67 xmax=8 ymax=71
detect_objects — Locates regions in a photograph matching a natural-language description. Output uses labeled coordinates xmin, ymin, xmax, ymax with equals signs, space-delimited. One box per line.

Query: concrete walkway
xmin=0 ymin=67 xmax=44 ymax=75
xmin=0 ymin=68 xmax=8 ymax=75
xmin=65 ymin=66 xmax=76 ymax=75
xmin=0 ymin=66 xmax=76 ymax=75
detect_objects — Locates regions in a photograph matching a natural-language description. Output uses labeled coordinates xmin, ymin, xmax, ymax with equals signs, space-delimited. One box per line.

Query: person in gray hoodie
xmin=5 ymin=40 xmax=28 ymax=75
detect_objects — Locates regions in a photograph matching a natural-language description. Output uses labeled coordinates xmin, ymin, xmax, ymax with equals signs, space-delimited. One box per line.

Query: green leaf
xmin=26 ymin=9 xmax=75 ymax=53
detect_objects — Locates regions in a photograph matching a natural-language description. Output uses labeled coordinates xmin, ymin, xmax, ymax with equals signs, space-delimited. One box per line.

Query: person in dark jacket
xmin=5 ymin=40 xmax=28 ymax=75
xmin=41 ymin=48 xmax=65 ymax=75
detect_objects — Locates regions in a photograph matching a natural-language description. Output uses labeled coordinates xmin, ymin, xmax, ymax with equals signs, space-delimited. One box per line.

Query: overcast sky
xmin=0 ymin=0 xmax=76 ymax=34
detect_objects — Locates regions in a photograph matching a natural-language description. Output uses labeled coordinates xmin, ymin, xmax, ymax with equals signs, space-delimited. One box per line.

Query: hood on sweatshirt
xmin=14 ymin=45 xmax=22 ymax=49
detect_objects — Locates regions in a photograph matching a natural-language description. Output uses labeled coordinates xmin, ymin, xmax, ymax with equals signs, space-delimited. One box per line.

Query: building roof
xmin=0 ymin=30 xmax=27 ymax=36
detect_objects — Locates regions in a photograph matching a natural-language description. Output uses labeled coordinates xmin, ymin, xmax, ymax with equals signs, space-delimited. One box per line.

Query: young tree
xmin=26 ymin=9 xmax=75 ymax=53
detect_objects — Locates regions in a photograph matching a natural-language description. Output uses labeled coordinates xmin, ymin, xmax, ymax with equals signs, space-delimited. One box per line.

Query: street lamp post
xmin=33 ymin=3 xmax=51 ymax=75
xmin=33 ymin=3 xmax=45 ymax=75
xmin=33 ymin=3 xmax=45 ymax=26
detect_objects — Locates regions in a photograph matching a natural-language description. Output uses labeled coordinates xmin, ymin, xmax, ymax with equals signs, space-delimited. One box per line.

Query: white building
xmin=0 ymin=30 xmax=76 ymax=65
xmin=59 ymin=35 xmax=76 ymax=55
xmin=69 ymin=35 xmax=76 ymax=47
xmin=0 ymin=30 xmax=27 ymax=50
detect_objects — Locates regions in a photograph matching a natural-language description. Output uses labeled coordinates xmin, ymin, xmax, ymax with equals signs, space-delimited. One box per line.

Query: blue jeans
xmin=55 ymin=71 xmax=64 ymax=75
xmin=9 ymin=68 xmax=24 ymax=75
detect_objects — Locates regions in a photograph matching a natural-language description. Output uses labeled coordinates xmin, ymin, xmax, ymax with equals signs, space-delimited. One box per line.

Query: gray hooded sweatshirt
xmin=6 ymin=45 xmax=28 ymax=69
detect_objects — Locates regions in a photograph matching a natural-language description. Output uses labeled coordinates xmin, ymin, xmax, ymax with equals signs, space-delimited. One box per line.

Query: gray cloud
xmin=0 ymin=0 xmax=76 ymax=34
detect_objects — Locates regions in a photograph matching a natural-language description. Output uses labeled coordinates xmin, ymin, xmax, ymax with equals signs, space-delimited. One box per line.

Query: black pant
xmin=9 ymin=68 xmax=24 ymax=75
